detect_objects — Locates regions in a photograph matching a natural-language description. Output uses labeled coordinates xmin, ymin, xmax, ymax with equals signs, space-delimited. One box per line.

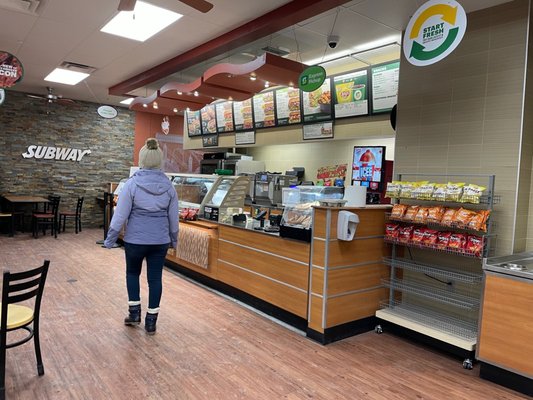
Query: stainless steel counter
xmin=483 ymin=251 xmax=533 ymax=280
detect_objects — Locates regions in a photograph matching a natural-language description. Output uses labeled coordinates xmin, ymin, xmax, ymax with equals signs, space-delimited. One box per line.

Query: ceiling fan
xmin=118 ymin=0 xmax=213 ymax=13
xmin=27 ymin=87 xmax=76 ymax=105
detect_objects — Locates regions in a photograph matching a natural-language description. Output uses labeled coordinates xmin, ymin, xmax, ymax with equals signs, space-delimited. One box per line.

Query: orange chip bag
xmin=391 ymin=204 xmax=408 ymax=219
xmin=413 ymin=207 xmax=429 ymax=223
xmin=467 ymin=210 xmax=490 ymax=232
xmin=403 ymin=206 xmax=420 ymax=221
xmin=453 ymin=208 xmax=477 ymax=227
xmin=440 ymin=208 xmax=457 ymax=226
xmin=426 ymin=206 xmax=445 ymax=223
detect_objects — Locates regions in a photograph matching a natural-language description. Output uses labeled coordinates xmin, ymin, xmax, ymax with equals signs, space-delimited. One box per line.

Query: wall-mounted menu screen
xmin=200 ymin=104 xmax=217 ymax=134
xmin=275 ymin=87 xmax=301 ymax=125
xmin=233 ymin=98 xmax=254 ymax=131
xmin=333 ymin=69 xmax=368 ymax=118
xmin=253 ymin=91 xmax=276 ymax=129
xmin=215 ymin=101 xmax=234 ymax=133
xmin=302 ymin=78 xmax=332 ymax=123
xmin=186 ymin=110 xmax=202 ymax=137
xmin=371 ymin=61 xmax=399 ymax=114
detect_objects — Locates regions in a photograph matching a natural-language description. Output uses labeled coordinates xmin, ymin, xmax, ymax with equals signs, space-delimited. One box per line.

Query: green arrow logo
xmin=410 ymin=27 xmax=459 ymax=61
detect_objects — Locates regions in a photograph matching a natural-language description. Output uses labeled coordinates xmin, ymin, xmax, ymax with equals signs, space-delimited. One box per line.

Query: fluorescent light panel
xmin=120 ymin=98 xmax=134 ymax=105
xmin=101 ymin=1 xmax=182 ymax=42
xmin=44 ymin=68 xmax=89 ymax=85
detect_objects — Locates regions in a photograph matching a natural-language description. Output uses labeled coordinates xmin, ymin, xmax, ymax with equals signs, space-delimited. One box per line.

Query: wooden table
xmin=2 ymin=196 xmax=50 ymax=233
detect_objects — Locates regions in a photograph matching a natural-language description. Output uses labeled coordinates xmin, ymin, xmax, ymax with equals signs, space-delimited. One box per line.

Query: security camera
xmin=327 ymin=35 xmax=340 ymax=49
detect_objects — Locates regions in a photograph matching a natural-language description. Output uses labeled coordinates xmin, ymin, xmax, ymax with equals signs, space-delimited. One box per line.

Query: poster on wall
xmin=333 ymin=70 xmax=368 ymax=118
xmin=371 ymin=61 xmax=400 ymax=114
xmin=302 ymin=78 xmax=332 ymax=123
xmin=215 ymin=101 xmax=234 ymax=133
xmin=275 ymin=87 xmax=301 ymax=125
xmin=200 ymin=104 xmax=217 ymax=135
xmin=316 ymin=164 xmax=347 ymax=186
xmin=235 ymin=131 xmax=255 ymax=145
xmin=0 ymin=51 xmax=24 ymax=88
xmin=186 ymin=110 xmax=202 ymax=137
xmin=253 ymin=91 xmax=276 ymax=128
xmin=303 ymin=121 xmax=333 ymax=140
xmin=233 ymin=98 xmax=254 ymax=131
xmin=202 ymin=134 xmax=219 ymax=147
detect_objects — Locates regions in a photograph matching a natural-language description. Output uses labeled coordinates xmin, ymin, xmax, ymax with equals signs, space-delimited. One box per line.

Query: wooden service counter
xmin=164 ymin=205 xmax=391 ymax=343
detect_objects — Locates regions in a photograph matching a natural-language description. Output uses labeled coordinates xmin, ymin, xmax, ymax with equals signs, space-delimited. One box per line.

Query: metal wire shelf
xmin=384 ymin=237 xmax=483 ymax=258
xmin=383 ymin=257 xmax=483 ymax=284
xmin=386 ymin=214 xmax=491 ymax=235
xmin=381 ymin=278 xmax=480 ymax=309
xmin=386 ymin=194 xmax=498 ymax=205
xmin=379 ymin=300 xmax=478 ymax=341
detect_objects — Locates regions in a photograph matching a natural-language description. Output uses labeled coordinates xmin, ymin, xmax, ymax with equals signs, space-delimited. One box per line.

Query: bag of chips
xmin=385 ymin=223 xmax=400 ymax=238
xmin=423 ymin=229 xmax=439 ymax=245
xmin=399 ymin=226 xmax=414 ymax=243
xmin=385 ymin=181 xmax=402 ymax=198
xmin=413 ymin=207 xmax=429 ymax=223
xmin=426 ymin=206 xmax=445 ymax=223
xmin=399 ymin=182 xmax=416 ymax=199
xmin=461 ymin=184 xmax=486 ymax=204
xmin=432 ymin=184 xmax=447 ymax=201
xmin=440 ymin=208 xmax=457 ymax=226
xmin=448 ymin=233 xmax=467 ymax=250
xmin=446 ymin=182 xmax=465 ymax=202
xmin=453 ymin=208 xmax=477 ymax=228
xmin=403 ymin=206 xmax=420 ymax=221
xmin=412 ymin=227 xmax=426 ymax=243
xmin=415 ymin=182 xmax=436 ymax=200
xmin=436 ymin=231 xmax=452 ymax=249
xmin=466 ymin=235 xmax=484 ymax=256
xmin=467 ymin=210 xmax=490 ymax=232
xmin=391 ymin=204 xmax=408 ymax=219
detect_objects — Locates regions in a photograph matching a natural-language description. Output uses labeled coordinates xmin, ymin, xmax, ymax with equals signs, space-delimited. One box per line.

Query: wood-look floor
xmin=0 ymin=229 xmax=528 ymax=400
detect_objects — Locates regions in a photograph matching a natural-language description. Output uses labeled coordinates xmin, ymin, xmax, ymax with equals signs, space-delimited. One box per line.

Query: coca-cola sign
xmin=0 ymin=51 xmax=24 ymax=88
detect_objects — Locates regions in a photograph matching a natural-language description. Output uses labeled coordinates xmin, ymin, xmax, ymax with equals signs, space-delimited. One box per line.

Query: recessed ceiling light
xmin=177 ymin=91 xmax=182 ymax=95
xmin=193 ymin=91 xmax=199 ymax=97
xmin=44 ymin=68 xmax=89 ymax=85
xmin=264 ymin=81 xmax=270 ymax=88
xmin=100 ymin=1 xmax=182 ymax=42
xmin=153 ymin=102 xmax=158 ymax=109
xmin=142 ymin=104 xmax=148 ymax=108
xmin=173 ymin=108 xmax=178 ymax=113
xmin=120 ymin=98 xmax=134 ymax=105
xmin=250 ymin=75 xmax=257 ymax=81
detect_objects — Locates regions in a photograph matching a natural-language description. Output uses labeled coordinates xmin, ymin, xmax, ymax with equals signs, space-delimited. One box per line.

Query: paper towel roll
xmin=344 ymin=185 xmax=367 ymax=207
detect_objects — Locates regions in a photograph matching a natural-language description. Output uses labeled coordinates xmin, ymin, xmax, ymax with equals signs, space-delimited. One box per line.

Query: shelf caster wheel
xmin=374 ymin=325 xmax=383 ymax=334
xmin=463 ymin=359 xmax=473 ymax=370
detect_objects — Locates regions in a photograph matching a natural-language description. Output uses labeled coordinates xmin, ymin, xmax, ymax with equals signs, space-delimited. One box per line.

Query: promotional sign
xmin=200 ymin=104 xmax=217 ymax=134
xmin=302 ymin=78 xmax=332 ymax=123
xmin=215 ymin=101 xmax=234 ymax=133
xmin=275 ymin=87 xmax=301 ymax=125
xmin=371 ymin=61 xmax=400 ymax=113
xmin=97 ymin=105 xmax=118 ymax=119
xmin=252 ymin=91 xmax=276 ymax=129
xmin=0 ymin=51 xmax=24 ymax=88
xmin=186 ymin=110 xmax=202 ymax=136
xmin=333 ymin=70 xmax=368 ymax=118
xmin=299 ymin=65 xmax=326 ymax=92
xmin=403 ymin=0 xmax=467 ymax=66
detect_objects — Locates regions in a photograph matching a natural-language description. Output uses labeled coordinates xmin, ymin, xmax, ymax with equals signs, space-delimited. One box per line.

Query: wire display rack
xmin=383 ymin=237 xmax=483 ymax=258
xmin=383 ymin=257 xmax=483 ymax=284
xmin=379 ymin=300 xmax=478 ymax=342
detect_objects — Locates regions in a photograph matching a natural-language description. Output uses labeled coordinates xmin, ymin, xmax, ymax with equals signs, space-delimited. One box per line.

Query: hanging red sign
xmin=0 ymin=51 xmax=24 ymax=88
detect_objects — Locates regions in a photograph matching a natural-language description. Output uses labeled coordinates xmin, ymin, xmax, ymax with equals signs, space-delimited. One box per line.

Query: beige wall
xmin=394 ymin=0 xmax=529 ymax=256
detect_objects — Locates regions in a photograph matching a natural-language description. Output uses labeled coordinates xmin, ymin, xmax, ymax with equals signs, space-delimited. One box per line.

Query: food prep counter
xmin=477 ymin=252 xmax=533 ymax=397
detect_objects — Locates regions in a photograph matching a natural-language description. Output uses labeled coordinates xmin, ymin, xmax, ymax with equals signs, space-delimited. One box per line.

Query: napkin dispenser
xmin=337 ymin=211 xmax=359 ymax=241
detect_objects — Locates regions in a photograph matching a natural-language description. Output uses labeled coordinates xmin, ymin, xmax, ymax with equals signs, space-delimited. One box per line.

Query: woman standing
xmin=105 ymin=138 xmax=179 ymax=335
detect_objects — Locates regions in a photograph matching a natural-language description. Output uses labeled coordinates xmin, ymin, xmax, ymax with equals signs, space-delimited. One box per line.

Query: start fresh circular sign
xmin=403 ymin=0 xmax=467 ymax=67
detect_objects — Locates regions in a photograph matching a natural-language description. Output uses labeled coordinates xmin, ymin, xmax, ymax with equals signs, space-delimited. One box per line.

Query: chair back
xmin=75 ymin=197 xmax=84 ymax=216
xmin=45 ymin=195 xmax=60 ymax=214
xmin=0 ymin=260 xmax=50 ymax=333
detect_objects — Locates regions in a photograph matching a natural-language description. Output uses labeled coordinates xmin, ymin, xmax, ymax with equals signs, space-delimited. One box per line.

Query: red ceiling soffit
xmin=109 ymin=0 xmax=352 ymax=96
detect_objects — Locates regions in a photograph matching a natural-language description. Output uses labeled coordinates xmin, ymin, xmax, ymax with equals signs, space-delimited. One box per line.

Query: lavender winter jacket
xmin=104 ymin=169 xmax=179 ymax=248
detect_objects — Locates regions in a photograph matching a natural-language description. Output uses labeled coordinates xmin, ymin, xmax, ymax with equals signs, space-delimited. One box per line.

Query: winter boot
xmin=145 ymin=312 xmax=158 ymax=335
xmin=124 ymin=304 xmax=141 ymax=326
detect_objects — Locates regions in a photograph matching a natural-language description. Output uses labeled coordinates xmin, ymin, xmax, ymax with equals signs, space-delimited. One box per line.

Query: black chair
xmin=0 ymin=260 xmax=50 ymax=400
xmin=32 ymin=197 xmax=60 ymax=238
xmin=59 ymin=197 xmax=84 ymax=234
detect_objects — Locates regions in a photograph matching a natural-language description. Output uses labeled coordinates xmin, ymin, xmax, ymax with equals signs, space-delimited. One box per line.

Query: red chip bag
xmin=412 ymin=227 xmax=426 ymax=242
xmin=466 ymin=235 xmax=484 ymax=256
xmin=385 ymin=223 xmax=400 ymax=238
xmin=436 ymin=231 xmax=452 ymax=249
xmin=448 ymin=233 xmax=467 ymax=250
xmin=422 ymin=229 xmax=439 ymax=245
xmin=399 ymin=226 xmax=414 ymax=243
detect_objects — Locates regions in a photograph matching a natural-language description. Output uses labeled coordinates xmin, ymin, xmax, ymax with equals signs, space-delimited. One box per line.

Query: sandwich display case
xmin=167 ymin=173 xmax=221 ymax=212
xmin=201 ymin=175 xmax=251 ymax=224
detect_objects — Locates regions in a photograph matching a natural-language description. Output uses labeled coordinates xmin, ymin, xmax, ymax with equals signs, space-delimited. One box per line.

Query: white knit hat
xmin=139 ymin=138 xmax=163 ymax=169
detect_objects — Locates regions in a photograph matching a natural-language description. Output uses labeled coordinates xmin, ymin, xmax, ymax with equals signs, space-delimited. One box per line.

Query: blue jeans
xmin=124 ymin=242 xmax=169 ymax=309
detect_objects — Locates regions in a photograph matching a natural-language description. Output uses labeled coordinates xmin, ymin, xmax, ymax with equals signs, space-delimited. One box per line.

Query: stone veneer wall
xmin=0 ymin=90 xmax=135 ymax=229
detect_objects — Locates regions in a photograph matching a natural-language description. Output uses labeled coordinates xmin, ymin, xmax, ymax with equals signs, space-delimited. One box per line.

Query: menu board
xmin=186 ymin=110 xmax=202 ymax=137
xmin=233 ymin=98 xmax=254 ymax=131
xmin=333 ymin=70 xmax=368 ymax=118
xmin=253 ymin=91 xmax=276 ymax=129
xmin=200 ymin=104 xmax=217 ymax=134
xmin=275 ymin=87 xmax=301 ymax=125
xmin=215 ymin=101 xmax=234 ymax=133
xmin=302 ymin=78 xmax=332 ymax=123
xmin=371 ymin=61 xmax=400 ymax=113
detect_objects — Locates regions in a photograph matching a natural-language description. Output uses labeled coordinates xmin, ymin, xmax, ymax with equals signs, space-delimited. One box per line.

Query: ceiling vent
xmin=0 ymin=0 xmax=40 ymax=14
xmin=59 ymin=61 xmax=97 ymax=74
xmin=261 ymin=46 xmax=290 ymax=57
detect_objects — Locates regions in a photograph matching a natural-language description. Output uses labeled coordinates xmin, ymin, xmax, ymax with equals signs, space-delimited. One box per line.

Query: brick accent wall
xmin=0 ymin=90 xmax=135 ymax=229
